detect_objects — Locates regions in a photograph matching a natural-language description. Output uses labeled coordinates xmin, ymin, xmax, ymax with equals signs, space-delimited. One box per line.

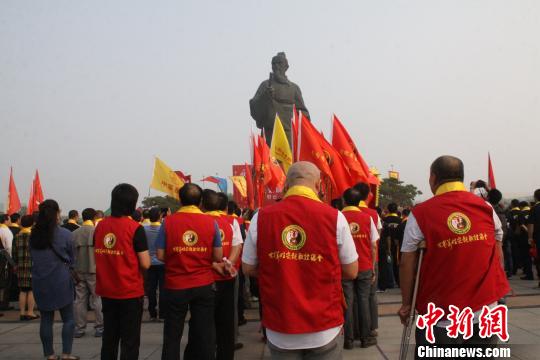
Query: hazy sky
xmin=1 ymin=1 xmax=539 ymax=212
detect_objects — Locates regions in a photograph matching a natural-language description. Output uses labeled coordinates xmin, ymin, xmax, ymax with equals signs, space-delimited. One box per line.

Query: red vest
xmin=94 ymin=216 xmax=144 ymax=299
xmin=342 ymin=207 xmax=374 ymax=272
xmin=222 ymin=214 xmax=242 ymax=269
xmin=163 ymin=211 xmax=216 ymax=290
xmin=359 ymin=204 xmax=380 ymax=261
xmin=412 ymin=188 xmax=509 ymax=315
xmin=208 ymin=212 xmax=234 ymax=281
xmin=257 ymin=195 xmax=343 ymax=334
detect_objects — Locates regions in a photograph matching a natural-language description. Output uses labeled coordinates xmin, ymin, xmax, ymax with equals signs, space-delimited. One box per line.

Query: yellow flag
xmin=270 ymin=114 xmax=293 ymax=173
xmin=150 ymin=157 xmax=185 ymax=199
xmin=230 ymin=176 xmax=247 ymax=198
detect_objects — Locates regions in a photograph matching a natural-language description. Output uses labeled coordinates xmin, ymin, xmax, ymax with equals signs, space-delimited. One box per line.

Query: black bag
xmin=50 ymin=246 xmax=81 ymax=285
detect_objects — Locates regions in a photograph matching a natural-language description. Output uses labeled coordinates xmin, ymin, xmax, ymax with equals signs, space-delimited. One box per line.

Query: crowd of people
xmin=0 ymin=157 xmax=539 ymax=359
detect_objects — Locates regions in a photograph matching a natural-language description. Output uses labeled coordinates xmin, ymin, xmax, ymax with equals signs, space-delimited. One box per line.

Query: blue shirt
xmin=155 ymin=219 xmax=222 ymax=250
xmin=144 ymin=224 xmax=164 ymax=266
xmin=30 ymin=226 xmax=75 ymax=311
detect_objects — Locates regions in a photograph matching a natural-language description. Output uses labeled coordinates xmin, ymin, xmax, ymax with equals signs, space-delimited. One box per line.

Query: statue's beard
xmin=273 ymin=71 xmax=288 ymax=84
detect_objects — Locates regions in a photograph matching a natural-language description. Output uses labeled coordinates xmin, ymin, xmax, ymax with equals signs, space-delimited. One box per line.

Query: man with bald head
xmin=399 ymin=156 xmax=509 ymax=355
xmin=243 ymin=161 xmax=358 ymax=359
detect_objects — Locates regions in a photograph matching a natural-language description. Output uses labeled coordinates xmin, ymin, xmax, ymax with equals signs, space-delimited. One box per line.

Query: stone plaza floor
xmin=1 ymin=278 xmax=540 ymax=359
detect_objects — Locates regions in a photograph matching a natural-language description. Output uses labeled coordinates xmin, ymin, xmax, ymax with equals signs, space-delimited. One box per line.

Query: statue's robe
xmin=250 ymin=77 xmax=309 ymax=147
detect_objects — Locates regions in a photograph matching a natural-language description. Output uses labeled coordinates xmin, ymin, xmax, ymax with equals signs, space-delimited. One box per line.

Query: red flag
xmin=317 ymin=131 xmax=354 ymax=198
xmin=258 ymin=134 xmax=285 ymax=191
xmin=244 ymin=163 xmax=255 ymax=209
xmin=488 ymin=153 xmax=497 ymax=189
xmin=201 ymin=176 xmax=219 ymax=184
xmin=268 ymin=158 xmax=286 ymax=192
xmin=27 ymin=170 xmax=44 ymax=215
xmin=258 ymin=134 xmax=272 ymax=187
xmin=298 ymin=113 xmax=335 ymax=186
xmin=291 ymin=105 xmax=299 ymax=161
xmin=331 ymin=114 xmax=379 ymax=185
xmin=252 ymin=134 xmax=264 ymax=208
xmin=175 ymin=170 xmax=191 ymax=183
xmin=7 ymin=167 xmax=21 ymax=215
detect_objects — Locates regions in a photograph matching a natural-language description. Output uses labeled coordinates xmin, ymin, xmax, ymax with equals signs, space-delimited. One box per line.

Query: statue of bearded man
xmin=249 ymin=52 xmax=310 ymax=147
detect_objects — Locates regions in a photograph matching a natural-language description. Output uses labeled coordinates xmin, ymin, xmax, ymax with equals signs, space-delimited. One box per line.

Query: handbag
xmin=50 ymin=246 xmax=81 ymax=285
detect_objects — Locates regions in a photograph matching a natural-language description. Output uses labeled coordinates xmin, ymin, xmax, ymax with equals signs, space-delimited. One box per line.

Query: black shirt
xmin=382 ymin=215 xmax=402 ymax=252
xmin=8 ymin=225 xmax=20 ymax=237
xmin=133 ymin=226 xmax=149 ymax=252
xmin=528 ymin=203 xmax=540 ymax=241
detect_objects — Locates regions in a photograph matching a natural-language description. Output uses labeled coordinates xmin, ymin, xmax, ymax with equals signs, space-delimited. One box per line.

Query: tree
xmin=141 ymin=195 xmax=180 ymax=212
xmin=378 ymin=177 xmax=422 ymax=209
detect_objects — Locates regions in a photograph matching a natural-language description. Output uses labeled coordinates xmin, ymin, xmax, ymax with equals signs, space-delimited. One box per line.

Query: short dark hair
xmin=387 ymin=203 xmax=398 ymax=213
xmin=142 ymin=209 xmax=150 ymax=219
xmin=353 ymin=182 xmax=370 ymax=201
xmin=534 ymin=189 xmax=540 ymax=202
xmin=430 ymin=156 xmax=464 ymax=185
xmin=519 ymin=201 xmax=529 ymax=208
xmin=487 ymin=189 xmax=502 ymax=206
xmin=216 ymin=193 xmax=228 ymax=211
xmin=0 ymin=214 xmax=9 ymax=223
xmin=511 ymin=199 xmax=520 ymax=207
xmin=132 ymin=209 xmax=142 ymax=222
xmin=227 ymin=200 xmax=238 ymax=215
xmin=10 ymin=213 xmax=20 ymax=223
xmin=149 ymin=207 xmax=161 ymax=222
xmin=343 ymin=188 xmax=362 ymax=206
xmin=330 ymin=198 xmax=344 ymax=210
xmin=95 ymin=210 xmax=104 ymax=218
xmin=202 ymin=189 xmax=219 ymax=212
xmin=20 ymin=215 xmax=34 ymax=228
xmin=402 ymin=208 xmax=411 ymax=217
xmin=179 ymin=183 xmax=202 ymax=206
xmin=475 ymin=180 xmax=487 ymax=190
xmin=160 ymin=207 xmax=170 ymax=218
xmin=68 ymin=210 xmax=79 ymax=219
xmin=110 ymin=183 xmax=139 ymax=217
xmin=81 ymin=208 xmax=96 ymax=221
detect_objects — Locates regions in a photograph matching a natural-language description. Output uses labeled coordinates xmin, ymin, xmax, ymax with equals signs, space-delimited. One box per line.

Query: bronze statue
xmin=249 ymin=52 xmax=309 ymax=146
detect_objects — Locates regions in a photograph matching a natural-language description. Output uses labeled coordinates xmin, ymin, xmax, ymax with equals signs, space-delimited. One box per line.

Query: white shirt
xmin=0 ymin=226 xmax=14 ymax=256
xmin=368 ymin=218 xmax=380 ymax=244
xmin=400 ymin=204 xmax=503 ymax=327
xmin=401 ymin=209 xmax=503 ymax=253
xmin=242 ymin=211 xmax=358 ymax=349
xmin=230 ymin=218 xmax=243 ymax=246
xmin=375 ymin=216 xmax=382 ymax=231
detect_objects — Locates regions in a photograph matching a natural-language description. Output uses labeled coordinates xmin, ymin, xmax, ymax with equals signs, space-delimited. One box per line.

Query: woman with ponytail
xmin=30 ymin=199 xmax=79 ymax=360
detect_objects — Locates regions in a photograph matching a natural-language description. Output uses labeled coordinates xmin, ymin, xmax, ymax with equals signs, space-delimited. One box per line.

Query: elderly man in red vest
xmin=399 ymin=156 xmax=509 ymax=355
xmin=242 ymin=161 xmax=358 ymax=359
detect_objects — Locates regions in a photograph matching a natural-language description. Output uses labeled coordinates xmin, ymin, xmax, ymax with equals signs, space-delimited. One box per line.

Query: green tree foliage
xmin=142 ymin=195 xmax=180 ymax=212
xmin=378 ymin=177 xmax=422 ymax=209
